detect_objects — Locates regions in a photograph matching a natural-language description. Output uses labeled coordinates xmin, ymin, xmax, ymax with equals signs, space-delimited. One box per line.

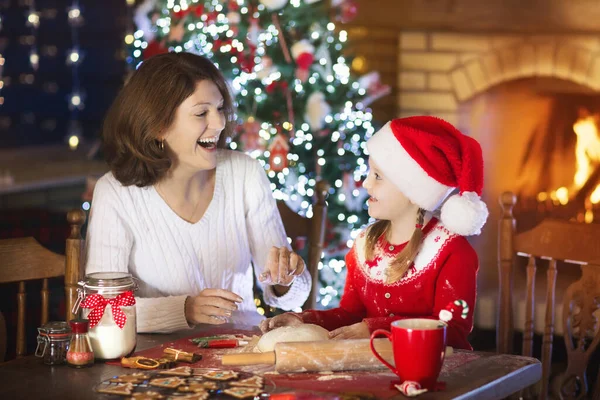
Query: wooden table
xmin=0 ymin=324 xmax=541 ymax=399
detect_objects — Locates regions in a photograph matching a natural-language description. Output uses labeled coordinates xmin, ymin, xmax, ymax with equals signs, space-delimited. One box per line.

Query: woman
xmin=260 ymin=116 xmax=488 ymax=350
xmin=85 ymin=52 xmax=311 ymax=333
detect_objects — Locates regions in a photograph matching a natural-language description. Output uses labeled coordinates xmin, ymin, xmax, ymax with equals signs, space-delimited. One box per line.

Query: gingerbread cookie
xmin=181 ymin=380 xmax=218 ymax=390
xmin=230 ymin=375 xmax=264 ymax=388
xmin=111 ymin=373 xmax=151 ymax=384
xmin=149 ymin=377 xmax=186 ymax=389
xmin=203 ymin=370 xmax=238 ymax=381
xmin=177 ymin=383 xmax=210 ymax=393
xmin=158 ymin=366 xmax=192 ymax=376
xmin=130 ymin=391 xmax=164 ymax=399
xmin=97 ymin=383 xmax=134 ymax=396
xmin=223 ymin=387 xmax=263 ymax=399
xmin=171 ymin=393 xmax=209 ymax=400
xmin=191 ymin=368 xmax=216 ymax=376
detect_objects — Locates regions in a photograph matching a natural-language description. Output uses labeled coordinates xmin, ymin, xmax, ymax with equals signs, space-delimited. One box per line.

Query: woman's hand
xmin=258 ymin=247 xmax=306 ymax=287
xmin=328 ymin=322 xmax=370 ymax=340
xmin=185 ymin=289 xmax=243 ymax=325
xmin=259 ymin=312 xmax=304 ymax=333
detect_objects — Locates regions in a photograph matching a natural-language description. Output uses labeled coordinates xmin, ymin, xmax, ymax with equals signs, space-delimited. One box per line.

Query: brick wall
xmin=397 ymin=31 xmax=600 ymax=130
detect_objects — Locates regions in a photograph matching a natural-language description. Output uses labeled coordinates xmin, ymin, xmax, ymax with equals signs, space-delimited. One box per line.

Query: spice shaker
xmin=67 ymin=319 xmax=94 ymax=368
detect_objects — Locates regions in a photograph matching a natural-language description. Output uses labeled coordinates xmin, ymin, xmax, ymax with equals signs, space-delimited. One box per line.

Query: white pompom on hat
xmin=366 ymin=116 xmax=488 ymax=236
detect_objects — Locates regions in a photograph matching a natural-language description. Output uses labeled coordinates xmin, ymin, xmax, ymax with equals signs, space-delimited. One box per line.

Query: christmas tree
xmin=129 ymin=0 xmax=390 ymax=311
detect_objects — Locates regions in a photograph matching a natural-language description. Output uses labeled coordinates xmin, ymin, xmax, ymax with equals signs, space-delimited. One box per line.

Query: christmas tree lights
xmin=130 ymin=0 xmax=389 ymax=310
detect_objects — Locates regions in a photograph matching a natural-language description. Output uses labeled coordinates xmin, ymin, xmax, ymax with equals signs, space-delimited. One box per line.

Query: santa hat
xmin=366 ymin=116 xmax=488 ymax=236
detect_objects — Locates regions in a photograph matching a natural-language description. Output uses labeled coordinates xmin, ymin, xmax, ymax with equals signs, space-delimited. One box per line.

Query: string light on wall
xmin=26 ymin=0 xmax=40 ymax=73
xmin=124 ymin=0 xmax=136 ymax=52
xmin=66 ymin=0 xmax=84 ymax=150
xmin=0 ymin=11 xmax=5 ymax=106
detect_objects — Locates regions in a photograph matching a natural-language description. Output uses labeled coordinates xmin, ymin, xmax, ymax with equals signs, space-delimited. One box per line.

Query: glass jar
xmin=67 ymin=319 xmax=94 ymax=368
xmin=35 ymin=321 xmax=71 ymax=365
xmin=74 ymin=272 xmax=137 ymax=360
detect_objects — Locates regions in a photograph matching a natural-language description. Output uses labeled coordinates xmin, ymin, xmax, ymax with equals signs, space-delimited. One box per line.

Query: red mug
xmin=370 ymin=318 xmax=446 ymax=390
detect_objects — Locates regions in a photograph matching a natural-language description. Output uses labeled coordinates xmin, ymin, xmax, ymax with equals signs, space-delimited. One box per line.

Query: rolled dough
xmin=257 ymin=324 xmax=330 ymax=352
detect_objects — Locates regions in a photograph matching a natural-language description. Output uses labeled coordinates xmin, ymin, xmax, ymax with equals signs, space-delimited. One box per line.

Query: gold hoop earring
xmin=159 ymin=140 xmax=164 ymax=151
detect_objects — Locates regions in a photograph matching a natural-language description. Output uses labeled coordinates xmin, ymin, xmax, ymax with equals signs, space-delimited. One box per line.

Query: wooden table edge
xmin=453 ymin=361 xmax=542 ymax=400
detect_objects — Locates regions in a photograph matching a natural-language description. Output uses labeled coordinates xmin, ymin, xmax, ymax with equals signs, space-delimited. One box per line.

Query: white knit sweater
xmin=85 ymin=150 xmax=311 ymax=333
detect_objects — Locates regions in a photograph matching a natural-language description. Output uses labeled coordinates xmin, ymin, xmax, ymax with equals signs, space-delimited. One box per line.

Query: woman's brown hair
xmin=102 ymin=52 xmax=235 ymax=187
xmin=364 ymin=208 xmax=426 ymax=284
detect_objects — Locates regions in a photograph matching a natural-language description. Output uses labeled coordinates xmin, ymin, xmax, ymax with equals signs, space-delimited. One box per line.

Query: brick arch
xmin=397 ymin=32 xmax=600 ymax=128
xmin=448 ymin=42 xmax=600 ymax=103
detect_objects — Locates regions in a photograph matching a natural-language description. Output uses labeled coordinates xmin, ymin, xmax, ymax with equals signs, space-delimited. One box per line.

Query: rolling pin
xmin=221 ymin=338 xmax=394 ymax=373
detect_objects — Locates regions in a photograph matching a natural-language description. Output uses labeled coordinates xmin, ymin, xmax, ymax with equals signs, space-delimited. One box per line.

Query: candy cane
xmin=439 ymin=299 xmax=469 ymax=322
xmin=395 ymin=381 xmax=428 ymax=397
xmin=454 ymin=300 xmax=469 ymax=319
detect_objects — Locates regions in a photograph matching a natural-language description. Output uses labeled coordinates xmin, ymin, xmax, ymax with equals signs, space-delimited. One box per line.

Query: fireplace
xmin=396 ymin=31 xmax=600 ymax=330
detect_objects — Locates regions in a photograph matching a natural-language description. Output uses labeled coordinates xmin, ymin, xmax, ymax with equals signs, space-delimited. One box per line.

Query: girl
xmin=85 ymin=52 xmax=311 ymax=333
xmin=260 ymin=116 xmax=488 ymax=350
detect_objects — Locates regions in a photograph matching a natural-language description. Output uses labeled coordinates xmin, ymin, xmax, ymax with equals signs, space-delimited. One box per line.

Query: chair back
xmin=497 ymin=192 xmax=600 ymax=399
xmin=0 ymin=209 xmax=86 ymax=360
xmin=277 ymin=180 xmax=329 ymax=310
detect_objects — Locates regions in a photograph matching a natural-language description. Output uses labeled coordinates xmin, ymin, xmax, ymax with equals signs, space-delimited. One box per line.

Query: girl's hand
xmin=328 ymin=322 xmax=370 ymax=340
xmin=185 ymin=289 xmax=243 ymax=325
xmin=259 ymin=247 xmax=306 ymax=287
xmin=259 ymin=312 xmax=304 ymax=333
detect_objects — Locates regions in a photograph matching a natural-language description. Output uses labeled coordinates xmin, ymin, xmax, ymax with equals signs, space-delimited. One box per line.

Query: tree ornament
xmin=256 ymin=56 xmax=278 ymax=80
xmin=133 ymin=0 xmax=159 ymax=42
xmin=238 ymin=117 xmax=263 ymax=152
xmin=168 ymin=19 xmax=186 ymax=42
xmin=142 ymin=39 xmax=167 ymax=59
xmin=247 ymin=17 xmax=261 ymax=47
xmin=268 ymin=134 xmax=289 ymax=172
xmin=343 ymin=172 xmax=368 ymax=212
xmin=291 ymin=40 xmax=315 ymax=82
xmin=340 ymin=1 xmax=358 ymax=23
xmin=313 ymin=41 xmax=333 ymax=77
xmin=259 ymin=0 xmax=288 ymax=11
xmin=332 ymin=0 xmax=358 ymax=23
xmin=357 ymin=72 xmax=391 ymax=107
xmin=227 ymin=11 xmax=241 ymax=24
xmin=305 ymin=91 xmax=330 ymax=131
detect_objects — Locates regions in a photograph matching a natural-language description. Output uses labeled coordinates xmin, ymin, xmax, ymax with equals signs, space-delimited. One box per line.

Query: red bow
xmin=81 ymin=291 xmax=136 ymax=329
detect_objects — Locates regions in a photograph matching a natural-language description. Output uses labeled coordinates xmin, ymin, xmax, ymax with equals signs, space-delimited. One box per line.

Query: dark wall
xmin=0 ymin=0 xmax=130 ymax=148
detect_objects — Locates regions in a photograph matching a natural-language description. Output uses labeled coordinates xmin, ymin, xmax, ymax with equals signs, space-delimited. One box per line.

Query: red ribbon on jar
xmin=81 ymin=291 xmax=136 ymax=329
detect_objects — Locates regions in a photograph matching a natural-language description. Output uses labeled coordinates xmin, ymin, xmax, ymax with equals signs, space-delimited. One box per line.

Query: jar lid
xmin=38 ymin=321 xmax=71 ymax=339
xmin=69 ymin=319 xmax=89 ymax=334
xmin=80 ymin=272 xmax=136 ymax=293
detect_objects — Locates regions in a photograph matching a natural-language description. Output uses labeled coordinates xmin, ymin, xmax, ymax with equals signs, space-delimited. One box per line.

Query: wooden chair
xmin=497 ymin=192 xmax=600 ymax=399
xmin=277 ymin=180 xmax=329 ymax=310
xmin=0 ymin=209 xmax=86 ymax=360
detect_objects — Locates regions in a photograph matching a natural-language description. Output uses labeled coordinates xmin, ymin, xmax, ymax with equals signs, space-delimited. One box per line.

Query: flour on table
xmin=316 ymin=374 xmax=353 ymax=381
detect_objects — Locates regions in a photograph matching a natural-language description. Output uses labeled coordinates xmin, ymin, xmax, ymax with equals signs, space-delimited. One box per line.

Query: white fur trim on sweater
xmin=354 ymin=221 xmax=456 ymax=285
xmin=366 ymin=122 xmax=453 ymax=211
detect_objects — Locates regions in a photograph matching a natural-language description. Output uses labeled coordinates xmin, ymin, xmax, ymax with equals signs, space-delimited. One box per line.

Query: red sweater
xmin=299 ymin=218 xmax=478 ymax=350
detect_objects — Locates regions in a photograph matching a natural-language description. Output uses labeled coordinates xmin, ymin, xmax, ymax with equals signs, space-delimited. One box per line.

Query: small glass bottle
xmin=35 ymin=321 xmax=71 ymax=365
xmin=66 ymin=319 xmax=94 ymax=368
